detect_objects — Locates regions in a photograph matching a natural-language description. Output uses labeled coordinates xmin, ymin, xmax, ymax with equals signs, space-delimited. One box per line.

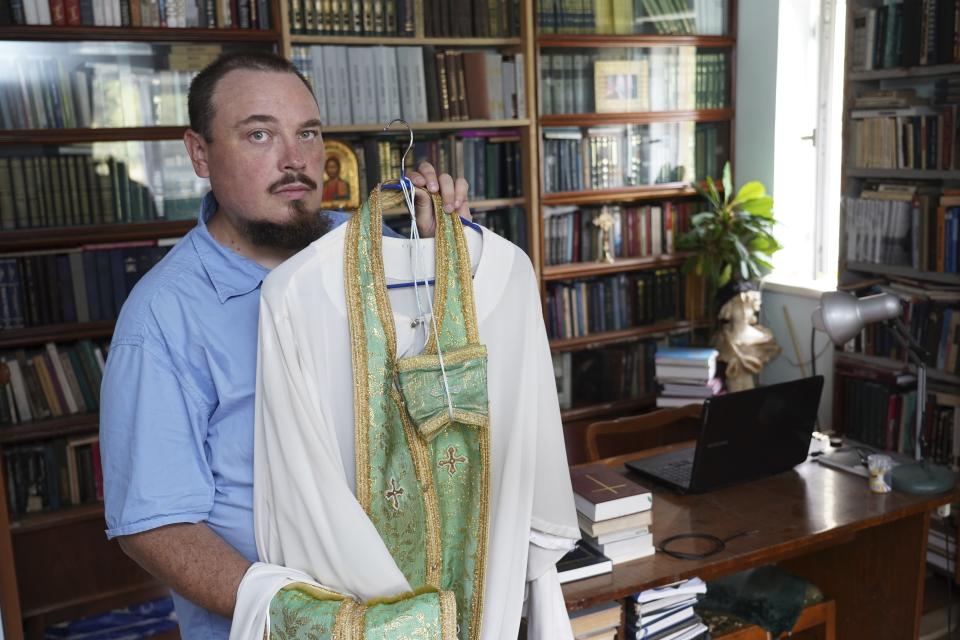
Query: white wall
xmin=758 ymin=283 xmax=835 ymax=427
xmin=734 ymin=0 xmax=780 ymax=191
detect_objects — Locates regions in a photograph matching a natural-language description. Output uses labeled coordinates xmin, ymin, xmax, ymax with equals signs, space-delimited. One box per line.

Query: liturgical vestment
xmin=232 ymin=188 xmax=580 ymax=639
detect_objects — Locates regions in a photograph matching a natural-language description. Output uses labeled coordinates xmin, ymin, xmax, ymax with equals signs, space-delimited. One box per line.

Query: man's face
xmin=193 ymin=69 xmax=328 ymax=250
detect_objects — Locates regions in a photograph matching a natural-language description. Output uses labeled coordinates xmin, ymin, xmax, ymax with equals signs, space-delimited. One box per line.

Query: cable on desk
xmin=657 ymin=529 xmax=760 ymax=561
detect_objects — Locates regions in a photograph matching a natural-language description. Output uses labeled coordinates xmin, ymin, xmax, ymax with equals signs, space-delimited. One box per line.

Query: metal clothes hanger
xmin=380 ymin=118 xmax=481 ymax=291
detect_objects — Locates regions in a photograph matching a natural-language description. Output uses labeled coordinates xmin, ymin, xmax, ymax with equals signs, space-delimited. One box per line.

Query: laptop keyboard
xmin=655 ymin=460 xmax=693 ymax=486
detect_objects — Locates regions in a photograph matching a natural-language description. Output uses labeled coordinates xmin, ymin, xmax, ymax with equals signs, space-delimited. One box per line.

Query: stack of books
xmin=572 ymin=464 xmax=655 ymax=565
xmin=655 ymin=347 xmax=721 ymax=408
xmin=568 ymin=601 xmax=622 ymax=640
xmin=627 ymin=578 xmax=708 ymax=640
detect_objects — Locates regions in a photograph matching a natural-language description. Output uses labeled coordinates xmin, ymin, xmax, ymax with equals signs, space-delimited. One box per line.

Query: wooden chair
xmin=584 ymin=403 xmax=702 ymax=462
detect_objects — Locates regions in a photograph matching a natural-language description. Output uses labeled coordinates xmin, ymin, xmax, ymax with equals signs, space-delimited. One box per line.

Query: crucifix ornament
xmin=438 ymin=446 xmax=468 ymax=477
xmin=385 ymin=478 xmax=405 ymax=511
xmin=593 ymin=209 xmax=616 ymax=263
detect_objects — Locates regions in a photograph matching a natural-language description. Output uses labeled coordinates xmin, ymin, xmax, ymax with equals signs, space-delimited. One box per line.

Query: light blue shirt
xmin=100 ymin=193 xmax=398 ymax=639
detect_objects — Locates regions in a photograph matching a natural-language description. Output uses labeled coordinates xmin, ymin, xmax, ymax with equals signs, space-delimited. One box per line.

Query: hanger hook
xmin=383 ymin=119 xmax=414 ymax=183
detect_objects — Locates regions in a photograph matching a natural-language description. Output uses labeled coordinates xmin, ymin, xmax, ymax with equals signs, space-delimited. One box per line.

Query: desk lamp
xmin=811 ymin=291 xmax=955 ymax=494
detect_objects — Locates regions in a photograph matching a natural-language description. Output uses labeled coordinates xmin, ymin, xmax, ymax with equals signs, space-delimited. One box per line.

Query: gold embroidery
xmin=345 ymin=215 xmax=371 ymax=512
xmin=392 ymin=388 xmax=443 ymax=588
xmin=384 ymin=477 xmax=405 ymax=512
xmin=440 ymin=590 xmax=458 ymax=640
xmin=395 ymin=344 xmax=487 ymax=372
xmin=438 ymin=446 xmax=467 ymax=476
xmin=333 ymin=599 xmax=357 ymax=640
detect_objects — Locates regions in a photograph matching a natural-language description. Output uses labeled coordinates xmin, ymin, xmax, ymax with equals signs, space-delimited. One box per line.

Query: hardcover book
xmin=571 ymin=463 xmax=653 ymax=521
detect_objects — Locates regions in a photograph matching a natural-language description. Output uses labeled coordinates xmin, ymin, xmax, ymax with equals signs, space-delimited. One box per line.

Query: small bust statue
xmin=712 ymin=287 xmax=780 ymax=392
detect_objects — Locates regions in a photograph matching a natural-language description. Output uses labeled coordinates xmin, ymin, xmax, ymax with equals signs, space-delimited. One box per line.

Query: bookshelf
xmin=836 ymin=0 xmax=960 ymax=584
xmin=0 ymin=1 xmax=736 ymax=638
xmin=0 ymin=4 xmax=285 ymax=637
xmin=535 ymin=1 xmax=734 ymax=463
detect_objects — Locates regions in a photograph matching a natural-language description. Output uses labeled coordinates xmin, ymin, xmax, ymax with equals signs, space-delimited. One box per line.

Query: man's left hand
xmin=406 ymin=161 xmax=473 ymax=238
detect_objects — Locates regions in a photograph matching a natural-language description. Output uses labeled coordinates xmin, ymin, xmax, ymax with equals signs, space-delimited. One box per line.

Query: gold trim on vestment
xmin=345 ymin=214 xmax=371 ymax=512
xmin=423 ymin=194 xmax=450 ymax=357
xmin=333 ymin=599 xmax=359 ymax=640
xmin=395 ymin=344 xmax=487 ymax=371
xmin=278 ymin=583 xmax=347 ymax=602
xmin=440 ymin=590 xmax=459 ymax=640
xmin=392 ymin=388 xmax=443 ymax=587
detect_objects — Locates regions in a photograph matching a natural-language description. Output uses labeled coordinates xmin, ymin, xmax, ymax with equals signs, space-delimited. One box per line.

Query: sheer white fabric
xmin=234 ymin=223 xmax=580 ymax=639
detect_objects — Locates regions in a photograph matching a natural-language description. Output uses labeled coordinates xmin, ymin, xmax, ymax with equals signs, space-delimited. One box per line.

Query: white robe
xmin=233 ymin=223 xmax=580 ymax=639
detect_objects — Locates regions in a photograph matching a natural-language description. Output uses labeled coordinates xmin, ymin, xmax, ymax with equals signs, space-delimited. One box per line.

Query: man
xmin=99 ymin=51 xmax=471 ymax=639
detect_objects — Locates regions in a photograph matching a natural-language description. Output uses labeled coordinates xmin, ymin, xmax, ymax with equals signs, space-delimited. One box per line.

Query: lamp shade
xmin=811 ymin=292 xmax=901 ymax=345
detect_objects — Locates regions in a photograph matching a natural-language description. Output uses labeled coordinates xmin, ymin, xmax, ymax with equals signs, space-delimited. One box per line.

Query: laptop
xmin=626 ymin=376 xmax=824 ymax=494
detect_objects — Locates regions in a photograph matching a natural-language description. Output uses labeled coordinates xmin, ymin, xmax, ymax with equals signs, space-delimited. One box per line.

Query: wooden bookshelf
xmin=10 ymin=503 xmax=105 ymax=535
xmin=0 ymin=322 xmax=114 ymax=350
xmin=542 ymin=254 xmax=691 ymax=280
xmin=845 ymin=168 xmax=960 ymax=180
xmin=542 ymin=184 xmax=702 ymax=206
xmin=540 ymin=108 xmax=733 ymax=127
xmin=0 ymin=413 xmax=100 ymax=446
xmin=0 ymin=25 xmax=281 ymax=41
xmin=0 ymin=126 xmax=187 ymax=145
xmin=290 ymin=35 xmax=522 ymax=46
xmin=322 ymin=118 xmax=531 ymax=134
xmin=538 ymin=34 xmax=735 ymax=48
xmin=844 ymin=262 xmax=960 ymax=286
xmin=848 ymin=62 xmax=960 ymax=82
xmin=549 ymin=320 xmax=703 ymax=352
xmin=0 ymin=221 xmax=193 ymax=252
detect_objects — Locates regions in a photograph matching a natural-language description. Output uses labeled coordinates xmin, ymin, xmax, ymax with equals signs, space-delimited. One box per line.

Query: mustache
xmin=269 ymin=173 xmax=318 ymax=193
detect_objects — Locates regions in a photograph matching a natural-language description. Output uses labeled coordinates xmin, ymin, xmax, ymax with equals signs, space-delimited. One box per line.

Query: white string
xmin=398 ymin=178 xmax=456 ymax=421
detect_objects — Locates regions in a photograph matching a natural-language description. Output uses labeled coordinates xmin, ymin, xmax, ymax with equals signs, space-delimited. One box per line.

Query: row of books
xmin=1 ymin=0 xmax=270 ymax=27
xmin=542 ymin=123 xmax=708 ymax=193
xmin=539 ymin=50 xmax=727 ymax=115
xmin=849 ymin=292 xmax=960 ymax=377
xmin=0 ymin=45 xmax=226 ymax=130
xmin=569 ymin=601 xmax=622 ymax=640
xmin=844 ymin=188 xmax=960 ymax=274
xmin=292 ymin=46 xmax=526 ymax=127
xmin=545 ymin=268 xmax=683 ymax=340
xmin=851 ymin=0 xmax=959 ymax=71
xmin=4 ymin=434 xmax=102 ymax=518
xmin=654 ymin=347 xmax=721 ymax=408
xmin=628 ymin=578 xmax=708 ymax=640
xmin=849 ymin=105 xmax=959 ymax=171
xmin=288 ymin=0 xmax=520 ymax=37
xmin=0 ymin=340 xmax=106 ymax=425
xmin=552 ymin=339 xmax=659 ymax=410
xmin=337 ymin=131 xmax=522 ymax=205
xmin=837 ymin=369 xmax=959 ymax=467
xmin=538 ymin=0 xmax=726 ymax=36
xmin=542 ymin=201 xmax=697 ymax=265
xmin=0 ymin=242 xmax=172 ymax=329
xmin=0 ymin=155 xmax=166 ymax=230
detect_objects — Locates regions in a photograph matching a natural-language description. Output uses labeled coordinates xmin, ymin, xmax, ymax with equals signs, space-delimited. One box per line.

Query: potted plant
xmin=677 ymin=162 xmax=782 ymax=391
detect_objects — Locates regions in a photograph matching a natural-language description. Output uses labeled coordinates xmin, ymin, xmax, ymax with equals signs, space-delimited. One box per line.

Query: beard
xmin=242 ymin=199 xmax=333 ymax=252
xmin=241 ymin=172 xmax=333 ymax=251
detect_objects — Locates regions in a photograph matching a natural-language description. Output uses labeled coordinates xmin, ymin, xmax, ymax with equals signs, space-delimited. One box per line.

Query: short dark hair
xmin=325 ymin=156 xmax=340 ymax=169
xmin=188 ymin=51 xmax=315 ymax=142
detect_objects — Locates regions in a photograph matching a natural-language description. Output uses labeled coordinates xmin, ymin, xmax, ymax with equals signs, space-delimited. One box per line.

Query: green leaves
xmin=676 ymin=161 xmax=781 ymax=293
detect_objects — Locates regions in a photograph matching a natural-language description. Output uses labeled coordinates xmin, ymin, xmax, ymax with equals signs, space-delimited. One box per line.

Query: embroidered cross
xmin=438 ymin=446 xmax=467 ymax=477
xmin=385 ymin=478 xmax=404 ymax=512
xmin=585 ymin=474 xmax=626 ymax=495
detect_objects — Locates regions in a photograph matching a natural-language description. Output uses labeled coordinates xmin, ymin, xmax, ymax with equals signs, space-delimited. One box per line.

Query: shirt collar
xmin=190 ymin=192 xmax=270 ymax=304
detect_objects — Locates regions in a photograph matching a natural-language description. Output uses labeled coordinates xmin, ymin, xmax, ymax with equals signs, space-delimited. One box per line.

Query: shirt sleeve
xmin=100 ymin=339 xmax=215 ymax=539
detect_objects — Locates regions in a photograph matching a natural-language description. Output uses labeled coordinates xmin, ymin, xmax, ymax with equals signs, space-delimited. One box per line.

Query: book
xmin=578 ymin=510 xmax=653 ymax=538
xmin=571 ymin=463 xmax=653 ymax=521
xmin=632 ymin=577 xmax=707 ymax=604
xmin=654 ymin=347 xmax=719 ymax=366
xmin=557 ymin=543 xmax=613 ymax=584
xmin=584 ymin=531 xmax=653 ymax=559
xmin=570 ymin=601 xmax=621 ymax=638
xmin=583 ymin=525 xmax=650 ymax=546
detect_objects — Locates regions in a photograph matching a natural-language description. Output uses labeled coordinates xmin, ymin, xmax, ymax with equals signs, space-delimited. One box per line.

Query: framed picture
xmin=594 ymin=60 xmax=650 ymax=113
xmin=321 ymin=139 xmax=361 ymax=211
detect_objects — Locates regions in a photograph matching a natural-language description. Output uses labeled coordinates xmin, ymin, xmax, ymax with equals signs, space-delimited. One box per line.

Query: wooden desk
xmin=564 ymin=443 xmax=960 ymax=640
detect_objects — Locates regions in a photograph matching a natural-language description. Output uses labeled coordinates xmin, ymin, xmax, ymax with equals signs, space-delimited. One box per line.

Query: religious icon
xmin=593 ymin=208 xmax=616 ymax=263
xmin=321 ymin=139 xmax=361 ymax=211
